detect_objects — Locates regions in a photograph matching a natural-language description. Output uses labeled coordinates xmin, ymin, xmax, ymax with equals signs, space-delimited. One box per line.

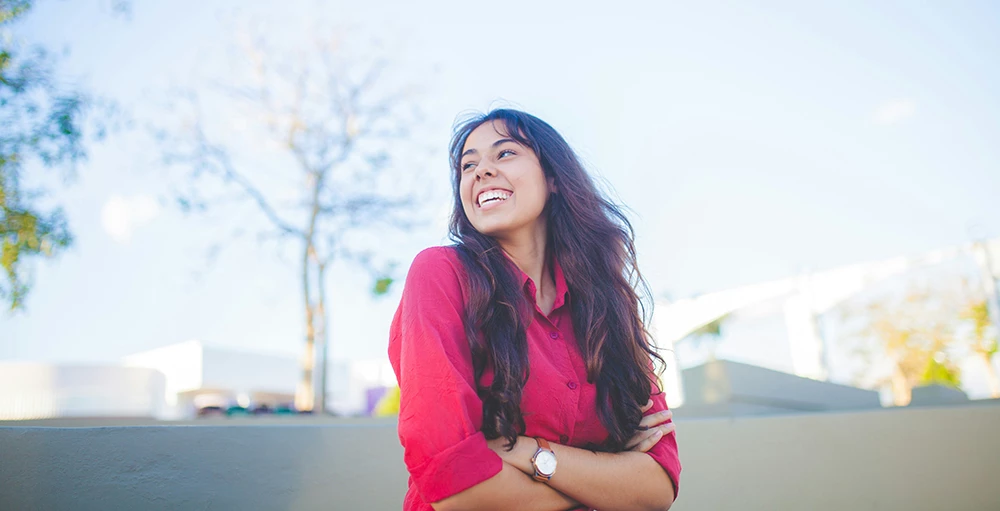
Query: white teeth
xmin=477 ymin=190 xmax=511 ymax=207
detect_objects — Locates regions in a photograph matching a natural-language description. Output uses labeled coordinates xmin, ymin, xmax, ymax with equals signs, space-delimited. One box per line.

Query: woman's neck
xmin=498 ymin=222 xmax=555 ymax=313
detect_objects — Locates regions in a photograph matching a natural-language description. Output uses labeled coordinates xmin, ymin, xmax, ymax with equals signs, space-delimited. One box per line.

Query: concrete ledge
xmin=670 ymin=404 xmax=1000 ymax=511
xmin=3 ymin=405 xmax=1000 ymax=510
xmin=677 ymin=359 xmax=880 ymax=417
xmin=0 ymin=420 xmax=407 ymax=511
xmin=910 ymin=384 xmax=969 ymax=406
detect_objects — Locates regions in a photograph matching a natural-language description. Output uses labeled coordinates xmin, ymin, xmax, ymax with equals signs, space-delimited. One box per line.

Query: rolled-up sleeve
xmin=388 ymin=247 xmax=502 ymax=503
xmin=644 ymin=379 xmax=682 ymax=500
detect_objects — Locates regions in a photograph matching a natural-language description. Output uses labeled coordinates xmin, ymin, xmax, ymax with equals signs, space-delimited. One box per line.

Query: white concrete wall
xmin=201 ymin=346 xmax=299 ymax=395
xmin=2 ymin=404 xmax=999 ymax=510
xmin=122 ymin=340 xmax=204 ymax=408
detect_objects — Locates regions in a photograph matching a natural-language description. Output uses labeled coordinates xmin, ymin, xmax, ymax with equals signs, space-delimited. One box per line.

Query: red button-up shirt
xmin=389 ymin=247 xmax=680 ymax=510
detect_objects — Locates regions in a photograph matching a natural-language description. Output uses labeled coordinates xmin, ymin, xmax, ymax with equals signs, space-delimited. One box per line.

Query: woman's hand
xmin=625 ymin=399 xmax=675 ymax=452
xmin=485 ymin=400 xmax=675 ymax=468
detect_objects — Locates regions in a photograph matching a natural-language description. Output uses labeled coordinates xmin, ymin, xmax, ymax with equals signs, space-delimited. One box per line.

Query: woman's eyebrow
xmin=491 ymin=137 xmax=517 ymax=149
xmin=461 ymin=138 xmax=518 ymax=159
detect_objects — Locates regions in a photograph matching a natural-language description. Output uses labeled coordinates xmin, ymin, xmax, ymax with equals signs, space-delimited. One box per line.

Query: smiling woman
xmin=458 ymin=126 xmax=554 ymax=243
xmin=388 ymin=109 xmax=681 ymax=511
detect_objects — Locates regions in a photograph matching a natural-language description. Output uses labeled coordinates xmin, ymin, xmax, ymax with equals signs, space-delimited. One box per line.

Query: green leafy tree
xmin=1 ymin=0 xmax=84 ymax=311
xmin=1 ymin=0 xmax=125 ymax=311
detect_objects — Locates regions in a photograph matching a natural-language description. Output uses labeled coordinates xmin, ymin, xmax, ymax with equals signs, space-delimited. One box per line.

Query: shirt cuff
xmin=646 ymin=446 xmax=681 ymax=501
xmin=410 ymin=431 xmax=504 ymax=503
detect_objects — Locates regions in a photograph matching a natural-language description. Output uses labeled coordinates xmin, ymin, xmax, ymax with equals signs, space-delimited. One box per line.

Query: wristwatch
xmin=531 ymin=437 xmax=557 ymax=482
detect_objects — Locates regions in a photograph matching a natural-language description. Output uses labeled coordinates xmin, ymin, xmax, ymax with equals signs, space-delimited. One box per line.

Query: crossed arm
xmin=432 ymin=407 xmax=676 ymax=511
xmin=430 ymin=462 xmax=578 ymax=511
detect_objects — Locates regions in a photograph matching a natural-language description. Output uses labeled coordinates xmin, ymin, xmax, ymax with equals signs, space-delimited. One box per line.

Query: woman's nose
xmin=475 ymin=162 xmax=496 ymax=179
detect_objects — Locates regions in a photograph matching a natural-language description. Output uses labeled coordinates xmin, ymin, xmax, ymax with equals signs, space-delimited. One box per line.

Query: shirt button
xmin=559 ymin=435 xmax=569 ymax=444
xmin=549 ymin=331 xmax=559 ymax=339
xmin=567 ymin=381 xmax=578 ymax=390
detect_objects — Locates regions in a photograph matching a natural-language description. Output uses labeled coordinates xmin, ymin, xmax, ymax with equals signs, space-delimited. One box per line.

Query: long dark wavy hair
xmin=447 ymin=109 xmax=664 ymax=452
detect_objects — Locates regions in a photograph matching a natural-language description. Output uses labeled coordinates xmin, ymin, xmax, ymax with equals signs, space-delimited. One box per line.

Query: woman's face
xmin=458 ymin=121 xmax=554 ymax=241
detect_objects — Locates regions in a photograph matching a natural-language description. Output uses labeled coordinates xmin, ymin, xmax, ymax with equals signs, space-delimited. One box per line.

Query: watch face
xmin=536 ymin=451 xmax=557 ymax=475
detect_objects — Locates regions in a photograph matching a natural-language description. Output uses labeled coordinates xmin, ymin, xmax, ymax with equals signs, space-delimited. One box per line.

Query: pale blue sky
xmin=3 ymin=1 xmax=999 ymax=378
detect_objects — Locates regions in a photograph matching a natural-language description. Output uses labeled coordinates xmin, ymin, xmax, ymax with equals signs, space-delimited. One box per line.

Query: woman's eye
xmin=498 ymin=149 xmax=515 ymax=158
xmin=461 ymin=162 xmax=476 ymax=172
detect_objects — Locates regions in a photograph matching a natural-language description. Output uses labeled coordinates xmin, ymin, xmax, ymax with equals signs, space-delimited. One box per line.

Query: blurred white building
xmin=327 ymin=358 xmax=397 ymax=415
xmin=0 ymin=363 xmax=166 ymax=420
xmin=123 ymin=340 xmax=394 ymax=418
xmin=123 ymin=340 xmax=301 ymax=418
xmin=0 ymin=340 xmax=396 ymax=421
xmin=654 ymin=237 xmax=1000 ymax=406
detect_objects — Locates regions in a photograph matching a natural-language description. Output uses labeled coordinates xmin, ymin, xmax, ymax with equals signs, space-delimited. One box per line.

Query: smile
xmin=477 ymin=189 xmax=512 ymax=209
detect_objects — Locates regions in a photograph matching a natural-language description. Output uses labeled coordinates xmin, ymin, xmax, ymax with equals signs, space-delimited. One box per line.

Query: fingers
xmin=626 ymin=420 xmax=675 ymax=449
xmin=640 ymin=399 xmax=654 ymax=413
xmin=625 ymin=428 xmax=657 ymax=450
xmin=628 ymin=401 xmax=675 ymax=452
xmin=627 ymin=422 xmax=676 ymax=452
xmin=627 ymin=429 xmax=658 ymax=452
xmin=637 ymin=409 xmax=673 ymax=430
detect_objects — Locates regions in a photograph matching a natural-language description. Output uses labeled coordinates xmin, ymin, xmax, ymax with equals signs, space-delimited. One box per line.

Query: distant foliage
xmin=1 ymin=1 xmax=84 ymax=311
xmin=0 ymin=0 xmax=124 ymax=311
xmin=959 ymin=297 xmax=1000 ymax=397
xmin=836 ymin=282 xmax=968 ymax=405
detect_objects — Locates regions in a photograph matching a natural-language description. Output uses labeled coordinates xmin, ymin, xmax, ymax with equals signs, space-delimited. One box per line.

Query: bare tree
xmin=153 ymin=31 xmax=423 ymax=413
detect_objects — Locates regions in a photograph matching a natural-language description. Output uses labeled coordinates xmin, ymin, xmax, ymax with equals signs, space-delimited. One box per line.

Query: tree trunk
xmin=314 ymin=261 xmax=329 ymax=414
xmin=296 ymin=243 xmax=316 ymax=412
xmin=982 ymin=353 xmax=1000 ymax=399
xmin=300 ymin=170 xmax=324 ymax=412
xmin=890 ymin=365 xmax=912 ymax=406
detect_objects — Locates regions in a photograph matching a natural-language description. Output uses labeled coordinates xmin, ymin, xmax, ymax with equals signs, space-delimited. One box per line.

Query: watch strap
xmin=531 ymin=437 xmax=556 ymax=482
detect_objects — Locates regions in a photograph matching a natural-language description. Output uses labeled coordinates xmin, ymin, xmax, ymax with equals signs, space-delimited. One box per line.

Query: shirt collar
xmin=512 ymin=253 xmax=570 ymax=312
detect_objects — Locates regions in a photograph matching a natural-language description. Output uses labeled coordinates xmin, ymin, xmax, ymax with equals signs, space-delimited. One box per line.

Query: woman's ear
xmin=548 ymin=177 xmax=558 ymax=194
